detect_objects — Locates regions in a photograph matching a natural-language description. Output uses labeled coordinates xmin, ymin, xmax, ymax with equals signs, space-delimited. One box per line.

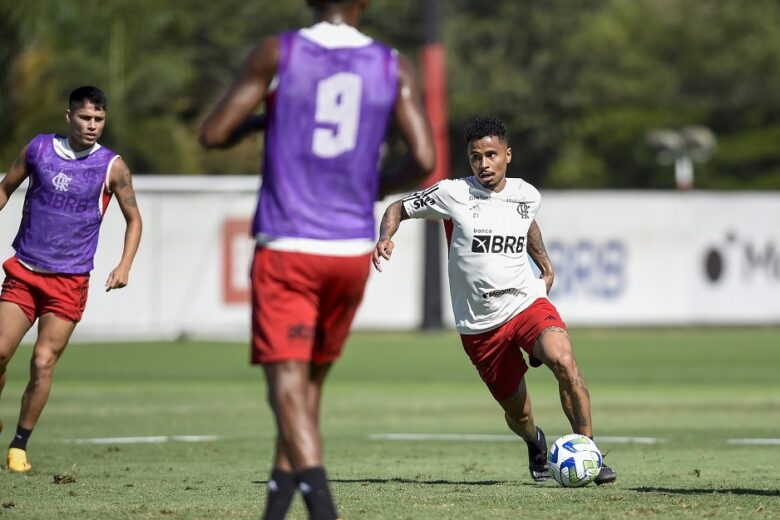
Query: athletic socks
xmin=262 ymin=468 xmax=296 ymax=520
xmin=9 ymin=425 xmax=32 ymax=450
xmin=261 ymin=466 xmax=338 ymax=520
xmin=296 ymin=467 xmax=338 ymax=520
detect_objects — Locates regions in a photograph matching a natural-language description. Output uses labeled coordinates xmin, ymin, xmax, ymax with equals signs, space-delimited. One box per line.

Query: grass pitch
xmin=1 ymin=328 xmax=779 ymax=519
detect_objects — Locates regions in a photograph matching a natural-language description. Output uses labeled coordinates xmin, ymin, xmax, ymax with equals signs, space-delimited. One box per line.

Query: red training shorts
xmin=0 ymin=256 xmax=90 ymax=323
xmin=460 ymin=298 xmax=567 ymax=402
xmin=250 ymin=247 xmax=371 ymax=365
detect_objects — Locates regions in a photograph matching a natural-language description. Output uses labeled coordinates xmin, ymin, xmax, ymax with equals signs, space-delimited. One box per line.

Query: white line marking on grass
xmin=65 ymin=435 xmax=221 ymax=445
xmin=727 ymin=438 xmax=780 ymax=446
xmin=370 ymin=433 xmax=665 ymax=444
xmin=595 ymin=436 xmax=666 ymax=444
xmin=170 ymin=435 xmax=221 ymax=443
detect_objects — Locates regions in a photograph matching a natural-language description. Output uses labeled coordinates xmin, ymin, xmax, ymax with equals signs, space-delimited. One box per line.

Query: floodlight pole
xmin=647 ymin=126 xmax=716 ymax=191
xmin=674 ymin=155 xmax=694 ymax=191
xmin=420 ymin=0 xmax=449 ymax=329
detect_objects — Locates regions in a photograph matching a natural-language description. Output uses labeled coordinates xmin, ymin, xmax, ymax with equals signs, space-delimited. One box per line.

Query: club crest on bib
xmin=52 ymin=171 xmax=72 ymax=192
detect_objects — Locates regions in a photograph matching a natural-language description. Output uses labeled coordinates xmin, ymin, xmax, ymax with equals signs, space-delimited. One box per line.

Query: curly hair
xmin=464 ymin=117 xmax=507 ymax=144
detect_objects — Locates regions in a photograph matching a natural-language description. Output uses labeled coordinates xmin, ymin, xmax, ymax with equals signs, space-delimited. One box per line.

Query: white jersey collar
xmin=298 ymin=21 xmax=373 ymax=49
xmin=53 ymin=135 xmax=102 ymax=160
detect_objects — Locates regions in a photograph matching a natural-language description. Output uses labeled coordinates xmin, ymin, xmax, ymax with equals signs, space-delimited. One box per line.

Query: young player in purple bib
xmin=200 ymin=1 xmax=435 ymax=518
xmin=0 ymin=86 xmax=142 ymax=473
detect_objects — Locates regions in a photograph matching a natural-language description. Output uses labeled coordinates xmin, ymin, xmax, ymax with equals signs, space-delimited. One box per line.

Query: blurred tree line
xmin=1 ymin=0 xmax=780 ymax=189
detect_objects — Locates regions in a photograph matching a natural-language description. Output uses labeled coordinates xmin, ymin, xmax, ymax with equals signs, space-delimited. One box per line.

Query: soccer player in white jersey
xmin=373 ymin=117 xmax=617 ymax=485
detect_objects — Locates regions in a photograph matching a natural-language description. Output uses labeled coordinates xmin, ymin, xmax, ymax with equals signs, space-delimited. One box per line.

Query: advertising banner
xmin=0 ymin=177 xmax=776 ymax=340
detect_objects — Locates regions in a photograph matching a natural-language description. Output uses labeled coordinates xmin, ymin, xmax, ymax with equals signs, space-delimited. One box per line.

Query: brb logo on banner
xmin=544 ymin=240 xmax=627 ymax=299
xmin=702 ymin=231 xmax=780 ymax=285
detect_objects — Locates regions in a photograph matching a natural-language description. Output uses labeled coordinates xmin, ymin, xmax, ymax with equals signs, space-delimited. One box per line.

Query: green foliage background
xmin=2 ymin=0 xmax=780 ymax=188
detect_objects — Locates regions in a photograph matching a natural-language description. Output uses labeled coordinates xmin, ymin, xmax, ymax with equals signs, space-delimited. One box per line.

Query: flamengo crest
xmin=52 ymin=172 xmax=72 ymax=192
xmin=517 ymin=202 xmax=530 ymax=219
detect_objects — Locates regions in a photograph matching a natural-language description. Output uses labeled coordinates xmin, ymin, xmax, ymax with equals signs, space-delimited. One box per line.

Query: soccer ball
xmin=547 ymin=434 xmax=602 ymax=487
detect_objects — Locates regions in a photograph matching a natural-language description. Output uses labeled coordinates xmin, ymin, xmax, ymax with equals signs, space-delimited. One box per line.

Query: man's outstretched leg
xmin=263 ymin=360 xmax=338 ymax=520
xmin=533 ymin=327 xmax=617 ymax=485
xmin=498 ymin=378 xmax=550 ymax=481
xmin=9 ymin=312 xmax=75 ymax=472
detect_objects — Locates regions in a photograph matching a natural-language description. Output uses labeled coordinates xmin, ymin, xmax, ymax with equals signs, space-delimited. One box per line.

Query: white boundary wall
xmin=0 ymin=176 xmax=778 ymax=341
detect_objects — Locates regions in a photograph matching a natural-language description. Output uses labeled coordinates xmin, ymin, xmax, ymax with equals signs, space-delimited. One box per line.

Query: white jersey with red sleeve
xmin=402 ymin=176 xmax=548 ymax=334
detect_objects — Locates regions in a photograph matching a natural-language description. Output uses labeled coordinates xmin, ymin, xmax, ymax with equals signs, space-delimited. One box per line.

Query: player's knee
xmin=31 ymin=350 xmax=58 ymax=376
xmin=549 ymin=352 xmax=578 ymax=381
xmin=270 ymin=385 xmax=307 ymax=413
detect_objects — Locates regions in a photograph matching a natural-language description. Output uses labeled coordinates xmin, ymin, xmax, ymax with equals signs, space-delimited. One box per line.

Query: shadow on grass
xmin=254 ymin=478 xmax=515 ymax=486
xmin=632 ymin=487 xmax=780 ymax=497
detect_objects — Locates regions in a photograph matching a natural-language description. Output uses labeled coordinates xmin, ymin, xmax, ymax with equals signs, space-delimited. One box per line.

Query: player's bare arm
xmin=527 ymin=219 xmax=554 ymax=294
xmin=199 ymin=36 xmax=279 ymax=149
xmin=106 ymin=157 xmax=142 ymax=292
xmin=372 ymin=200 xmax=410 ymax=272
xmin=379 ymin=54 xmax=436 ymax=198
xmin=0 ymin=145 xmax=30 ymax=212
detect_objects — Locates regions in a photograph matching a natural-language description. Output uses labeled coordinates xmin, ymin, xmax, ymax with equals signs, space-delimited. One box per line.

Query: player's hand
xmin=105 ymin=265 xmax=130 ymax=292
xmin=372 ymin=238 xmax=395 ymax=272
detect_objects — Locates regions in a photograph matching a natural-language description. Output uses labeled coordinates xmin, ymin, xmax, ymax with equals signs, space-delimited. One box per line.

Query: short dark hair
xmin=69 ymin=86 xmax=107 ymax=111
xmin=464 ymin=117 xmax=507 ymax=144
xmin=309 ymin=0 xmax=357 ymax=7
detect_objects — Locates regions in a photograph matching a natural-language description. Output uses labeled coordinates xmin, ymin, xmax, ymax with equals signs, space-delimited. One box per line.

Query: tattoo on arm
xmin=120 ymin=193 xmax=138 ymax=208
xmin=379 ymin=201 xmax=406 ymax=240
xmin=114 ymin=169 xmax=138 ymax=208
xmin=527 ymin=220 xmax=552 ymax=273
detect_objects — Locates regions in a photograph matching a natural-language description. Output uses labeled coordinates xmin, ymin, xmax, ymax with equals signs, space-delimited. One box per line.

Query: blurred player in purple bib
xmin=200 ymin=1 xmax=434 ymax=518
xmin=0 ymin=86 xmax=142 ymax=473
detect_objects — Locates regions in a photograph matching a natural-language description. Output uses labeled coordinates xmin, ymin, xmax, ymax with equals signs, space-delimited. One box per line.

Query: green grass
xmin=1 ymin=328 xmax=779 ymax=519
